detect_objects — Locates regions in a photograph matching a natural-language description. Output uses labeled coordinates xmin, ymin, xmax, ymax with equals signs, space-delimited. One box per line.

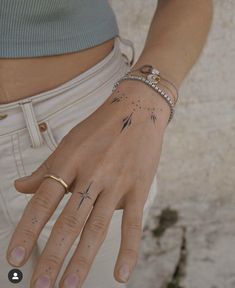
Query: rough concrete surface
xmin=110 ymin=1 xmax=235 ymax=287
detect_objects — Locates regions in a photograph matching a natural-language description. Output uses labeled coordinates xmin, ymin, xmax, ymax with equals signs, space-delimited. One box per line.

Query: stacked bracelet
xmin=131 ymin=64 xmax=179 ymax=104
xmin=112 ymin=65 xmax=178 ymax=124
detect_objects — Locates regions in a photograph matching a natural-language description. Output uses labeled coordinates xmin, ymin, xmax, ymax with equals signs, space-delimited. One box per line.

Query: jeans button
xmin=38 ymin=122 xmax=47 ymax=132
xmin=0 ymin=114 xmax=8 ymax=120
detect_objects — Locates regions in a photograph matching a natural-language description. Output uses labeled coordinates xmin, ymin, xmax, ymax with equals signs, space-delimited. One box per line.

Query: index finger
xmin=6 ymin=176 xmax=72 ymax=267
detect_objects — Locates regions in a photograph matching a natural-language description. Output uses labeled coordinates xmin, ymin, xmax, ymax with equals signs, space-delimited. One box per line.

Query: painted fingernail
xmin=64 ymin=273 xmax=80 ymax=288
xmin=9 ymin=246 xmax=25 ymax=265
xmin=35 ymin=275 xmax=51 ymax=288
xmin=119 ymin=264 xmax=130 ymax=282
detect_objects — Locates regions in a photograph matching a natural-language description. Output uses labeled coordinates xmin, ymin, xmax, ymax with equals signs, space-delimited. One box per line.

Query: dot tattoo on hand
xmin=110 ymin=88 xmax=159 ymax=131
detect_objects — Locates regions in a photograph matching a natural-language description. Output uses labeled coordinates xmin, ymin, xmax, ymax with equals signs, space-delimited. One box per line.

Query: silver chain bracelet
xmin=130 ymin=64 xmax=179 ymax=104
xmin=112 ymin=71 xmax=175 ymax=124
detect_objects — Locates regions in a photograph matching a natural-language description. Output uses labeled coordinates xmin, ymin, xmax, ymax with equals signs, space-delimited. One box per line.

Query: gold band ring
xmin=43 ymin=174 xmax=69 ymax=194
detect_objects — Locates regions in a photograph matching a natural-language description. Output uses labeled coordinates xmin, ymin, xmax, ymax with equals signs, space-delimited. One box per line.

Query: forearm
xmin=131 ymin=0 xmax=213 ymax=89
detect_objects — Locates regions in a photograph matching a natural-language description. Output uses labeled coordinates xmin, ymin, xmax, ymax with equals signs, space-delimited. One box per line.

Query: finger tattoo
xmin=31 ymin=216 xmax=38 ymax=224
xmin=45 ymin=266 xmax=52 ymax=275
xmin=56 ymin=236 xmax=66 ymax=247
xmin=76 ymin=181 xmax=93 ymax=210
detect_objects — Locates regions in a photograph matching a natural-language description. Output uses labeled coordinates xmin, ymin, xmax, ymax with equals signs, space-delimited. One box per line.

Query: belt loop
xmin=117 ymin=35 xmax=135 ymax=66
xmin=19 ymin=100 xmax=44 ymax=148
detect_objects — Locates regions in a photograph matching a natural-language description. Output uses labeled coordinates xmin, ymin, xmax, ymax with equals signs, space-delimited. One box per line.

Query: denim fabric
xmin=0 ymin=36 xmax=158 ymax=288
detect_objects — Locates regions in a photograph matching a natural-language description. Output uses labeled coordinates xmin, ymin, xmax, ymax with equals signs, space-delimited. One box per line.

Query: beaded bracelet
xmin=112 ymin=73 xmax=175 ymax=124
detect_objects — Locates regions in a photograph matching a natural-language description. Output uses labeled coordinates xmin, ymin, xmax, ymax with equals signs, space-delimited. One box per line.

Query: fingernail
xmin=9 ymin=246 xmax=25 ymax=265
xmin=35 ymin=275 xmax=51 ymax=288
xmin=119 ymin=264 xmax=130 ymax=282
xmin=64 ymin=273 xmax=80 ymax=288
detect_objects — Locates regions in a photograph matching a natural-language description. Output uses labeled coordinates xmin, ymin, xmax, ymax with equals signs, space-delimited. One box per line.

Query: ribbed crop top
xmin=0 ymin=0 xmax=119 ymax=58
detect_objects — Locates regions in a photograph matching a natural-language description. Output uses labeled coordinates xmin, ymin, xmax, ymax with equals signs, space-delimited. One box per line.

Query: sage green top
xmin=0 ymin=0 xmax=119 ymax=58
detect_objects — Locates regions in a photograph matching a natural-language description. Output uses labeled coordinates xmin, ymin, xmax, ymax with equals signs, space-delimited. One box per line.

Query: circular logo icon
xmin=8 ymin=269 xmax=23 ymax=284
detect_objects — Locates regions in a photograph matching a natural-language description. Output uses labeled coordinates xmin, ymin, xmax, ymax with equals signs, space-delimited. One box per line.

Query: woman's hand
xmin=6 ymin=79 xmax=170 ymax=288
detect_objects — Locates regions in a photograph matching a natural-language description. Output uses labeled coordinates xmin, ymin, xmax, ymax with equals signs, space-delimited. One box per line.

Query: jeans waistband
xmin=0 ymin=35 xmax=134 ymax=141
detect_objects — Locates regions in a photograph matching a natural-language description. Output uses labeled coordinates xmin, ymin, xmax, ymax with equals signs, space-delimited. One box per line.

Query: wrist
xmin=126 ymin=68 xmax=177 ymax=105
xmin=131 ymin=46 xmax=184 ymax=89
xmin=111 ymin=80 xmax=172 ymax=131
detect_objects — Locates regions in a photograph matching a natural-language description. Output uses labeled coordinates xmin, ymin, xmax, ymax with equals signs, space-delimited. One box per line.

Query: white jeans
xmin=0 ymin=36 xmax=158 ymax=288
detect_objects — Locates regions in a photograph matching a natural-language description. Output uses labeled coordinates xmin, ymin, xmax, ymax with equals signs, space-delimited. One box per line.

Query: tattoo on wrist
xmin=110 ymin=88 xmax=159 ymax=132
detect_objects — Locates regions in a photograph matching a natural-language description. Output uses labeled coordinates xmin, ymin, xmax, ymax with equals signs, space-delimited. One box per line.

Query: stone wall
xmin=110 ymin=1 xmax=235 ymax=287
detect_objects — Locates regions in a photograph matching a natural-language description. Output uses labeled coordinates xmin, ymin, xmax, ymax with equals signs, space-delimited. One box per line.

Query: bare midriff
xmin=0 ymin=37 xmax=115 ymax=104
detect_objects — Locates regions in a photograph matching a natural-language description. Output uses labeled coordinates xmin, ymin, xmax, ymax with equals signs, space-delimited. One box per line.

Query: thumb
xmin=14 ymin=161 xmax=49 ymax=194
xmin=15 ymin=174 xmax=31 ymax=182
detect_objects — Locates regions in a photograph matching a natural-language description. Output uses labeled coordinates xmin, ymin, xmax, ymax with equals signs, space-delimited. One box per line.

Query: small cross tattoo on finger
xmin=77 ymin=181 xmax=93 ymax=210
